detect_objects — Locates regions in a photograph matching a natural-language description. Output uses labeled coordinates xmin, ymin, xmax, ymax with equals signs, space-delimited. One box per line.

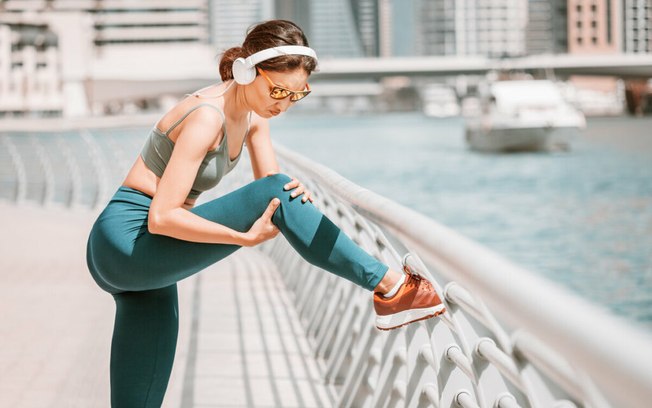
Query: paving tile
xmin=190 ymin=248 xmax=333 ymax=406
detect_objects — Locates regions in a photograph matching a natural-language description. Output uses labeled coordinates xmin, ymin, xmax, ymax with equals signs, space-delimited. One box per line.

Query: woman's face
xmin=248 ymin=68 xmax=310 ymax=118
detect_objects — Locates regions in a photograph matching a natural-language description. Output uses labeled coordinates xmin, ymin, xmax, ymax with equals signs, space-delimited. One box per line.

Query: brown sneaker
xmin=373 ymin=266 xmax=446 ymax=331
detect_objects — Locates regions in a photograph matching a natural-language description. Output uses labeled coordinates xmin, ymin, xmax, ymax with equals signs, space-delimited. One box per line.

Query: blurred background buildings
xmin=0 ymin=0 xmax=650 ymax=118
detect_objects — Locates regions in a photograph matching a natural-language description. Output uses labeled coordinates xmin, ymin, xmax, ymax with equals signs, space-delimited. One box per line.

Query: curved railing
xmin=2 ymin=127 xmax=652 ymax=408
xmin=254 ymin=144 xmax=652 ymax=408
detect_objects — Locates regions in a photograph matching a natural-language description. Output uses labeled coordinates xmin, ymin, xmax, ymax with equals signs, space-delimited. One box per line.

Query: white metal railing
xmin=0 ymin=134 xmax=27 ymax=202
xmin=80 ymin=129 xmax=111 ymax=208
xmin=255 ymin=143 xmax=652 ymax=408
xmin=3 ymin=127 xmax=652 ymax=407
xmin=29 ymin=134 xmax=55 ymax=205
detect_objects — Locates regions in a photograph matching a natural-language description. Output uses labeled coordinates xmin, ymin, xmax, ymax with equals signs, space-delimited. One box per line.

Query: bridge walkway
xmin=0 ymin=202 xmax=333 ymax=407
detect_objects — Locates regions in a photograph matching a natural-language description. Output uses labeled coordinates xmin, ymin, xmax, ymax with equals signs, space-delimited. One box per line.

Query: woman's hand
xmin=243 ymin=198 xmax=281 ymax=246
xmin=283 ymin=177 xmax=314 ymax=203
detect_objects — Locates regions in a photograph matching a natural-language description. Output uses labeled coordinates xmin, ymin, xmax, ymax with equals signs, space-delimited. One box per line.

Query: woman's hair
xmin=219 ymin=19 xmax=317 ymax=81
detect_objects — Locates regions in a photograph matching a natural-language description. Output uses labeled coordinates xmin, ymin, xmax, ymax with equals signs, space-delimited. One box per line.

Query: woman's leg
xmin=111 ymin=173 xmax=389 ymax=292
xmin=110 ymin=284 xmax=179 ymax=408
xmin=96 ymin=174 xmax=389 ymax=405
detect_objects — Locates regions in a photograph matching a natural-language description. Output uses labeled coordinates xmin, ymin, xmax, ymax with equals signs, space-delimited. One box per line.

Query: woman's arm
xmin=147 ymin=107 xmax=250 ymax=245
xmin=246 ymin=113 xmax=314 ymax=203
xmin=246 ymin=113 xmax=281 ymax=179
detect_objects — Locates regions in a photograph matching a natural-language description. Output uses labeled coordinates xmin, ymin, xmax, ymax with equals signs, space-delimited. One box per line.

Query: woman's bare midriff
xmin=121 ymin=155 xmax=197 ymax=210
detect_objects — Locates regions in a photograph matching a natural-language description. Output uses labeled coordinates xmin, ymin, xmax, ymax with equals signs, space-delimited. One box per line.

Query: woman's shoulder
xmin=171 ymin=106 xmax=224 ymax=154
xmin=176 ymin=102 xmax=226 ymax=140
xmin=157 ymin=99 xmax=225 ymax=134
xmin=186 ymin=100 xmax=226 ymax=120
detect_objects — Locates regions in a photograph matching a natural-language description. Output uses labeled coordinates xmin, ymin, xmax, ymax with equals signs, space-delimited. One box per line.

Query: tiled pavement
xmin=0 ymin=202 xmax=333 ymax=407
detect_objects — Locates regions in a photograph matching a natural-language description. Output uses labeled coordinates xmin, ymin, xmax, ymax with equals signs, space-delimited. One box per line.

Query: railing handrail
xmin=275 ymin=143 xmax=652 ymax=408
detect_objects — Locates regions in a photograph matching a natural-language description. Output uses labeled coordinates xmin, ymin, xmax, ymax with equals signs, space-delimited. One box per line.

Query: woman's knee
xmin=258 ymin=173 xmax=293 ymax=197
xmin=263 ymin=172 xmax=292 ymax=185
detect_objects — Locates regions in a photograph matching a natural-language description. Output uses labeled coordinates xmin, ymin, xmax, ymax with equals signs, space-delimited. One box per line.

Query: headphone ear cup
xmin=232 ymin=57 xmax=256 ymax=85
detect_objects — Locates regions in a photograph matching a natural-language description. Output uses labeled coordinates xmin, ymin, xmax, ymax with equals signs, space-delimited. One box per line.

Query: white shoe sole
xmin=375 ymin=304 xmax=446 ymax=331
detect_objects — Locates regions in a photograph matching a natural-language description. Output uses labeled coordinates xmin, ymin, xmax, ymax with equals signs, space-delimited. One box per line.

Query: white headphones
xmin=232 ymin=45 xmax=318 ymax=85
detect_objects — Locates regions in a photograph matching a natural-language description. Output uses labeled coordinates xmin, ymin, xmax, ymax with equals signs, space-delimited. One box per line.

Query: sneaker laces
xmin=403 ymin=264 xmax=433 ymax=291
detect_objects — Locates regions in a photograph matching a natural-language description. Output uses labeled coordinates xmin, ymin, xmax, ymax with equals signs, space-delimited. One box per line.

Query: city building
xmin=274 ymin=0 xmax=382 ymax=58
xmin=526 ymin=0 xmax=569 ymax=54
xmin=622 ymin=0 xmax=652 ymax=53
xmin=405 ymin=0 xmax=528 ymax=58
xmin=568 ymin=0 xmax=620 ymax=54
xmin=210 ymin=0 xmax=273 ymax=52
xmin=0 ymin=21 xmax=62 ymax=116
xmin=0 ymin=0 xmax=216 ymax=117
xmin=566 ymin=0 xmax=624 ymax=116
xmin=350 ymin=0 xmax=381 ymax=57
xmin=414 ymin=0 xmax=456 ymax=56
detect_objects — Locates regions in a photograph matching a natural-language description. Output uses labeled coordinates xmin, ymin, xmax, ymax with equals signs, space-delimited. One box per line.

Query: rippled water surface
xmin=271 ymin=113 xmax=652 ymax=330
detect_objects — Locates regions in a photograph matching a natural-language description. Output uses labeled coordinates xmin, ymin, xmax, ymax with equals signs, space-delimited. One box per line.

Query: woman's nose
xmin=276 ymin=98 xmax=293 ymax=112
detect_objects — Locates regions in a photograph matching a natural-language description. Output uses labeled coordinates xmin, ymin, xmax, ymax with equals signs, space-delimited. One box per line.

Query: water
xmin=271 ymin=113 xmax=652 ymax=331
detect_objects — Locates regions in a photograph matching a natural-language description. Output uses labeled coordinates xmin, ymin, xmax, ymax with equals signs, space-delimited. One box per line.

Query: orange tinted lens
xmin=270 ymin=87 xmax=291 ymax=99
xmin=289 ymin=91 xmax=310 ymax=102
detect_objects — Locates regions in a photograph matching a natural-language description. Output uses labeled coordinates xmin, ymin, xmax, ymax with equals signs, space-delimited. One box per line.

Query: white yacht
xmin=465 ymin=80 xmax=586 ymax=152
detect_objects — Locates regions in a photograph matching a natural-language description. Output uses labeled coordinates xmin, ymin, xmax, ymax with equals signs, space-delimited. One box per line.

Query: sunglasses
xmin=257 ymin=68 xmax=311 ymax=102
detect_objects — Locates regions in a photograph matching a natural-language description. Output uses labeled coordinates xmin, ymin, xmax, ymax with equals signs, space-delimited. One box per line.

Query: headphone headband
xmin=232 ymin=45 xmax=318 ymax=85
xmin=245 ymin=45 xmax=318 ymax=68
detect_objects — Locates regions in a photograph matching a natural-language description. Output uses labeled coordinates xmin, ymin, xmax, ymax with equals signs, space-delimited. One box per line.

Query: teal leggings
xmin=85 ymin=173 xmax=389 ymax=407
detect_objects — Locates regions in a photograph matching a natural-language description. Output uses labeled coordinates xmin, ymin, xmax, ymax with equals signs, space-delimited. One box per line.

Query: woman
xmin=86 ymin=19 xmax=445 ymax=407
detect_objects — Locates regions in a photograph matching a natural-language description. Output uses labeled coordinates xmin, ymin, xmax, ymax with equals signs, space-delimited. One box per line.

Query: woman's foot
xmin=373 ymin=266 xmax=446 ymax=330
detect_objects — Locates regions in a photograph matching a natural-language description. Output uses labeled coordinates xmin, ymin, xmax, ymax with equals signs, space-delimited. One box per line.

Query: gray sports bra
xmin=140 ymin=103 xmax=251 ymax=200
